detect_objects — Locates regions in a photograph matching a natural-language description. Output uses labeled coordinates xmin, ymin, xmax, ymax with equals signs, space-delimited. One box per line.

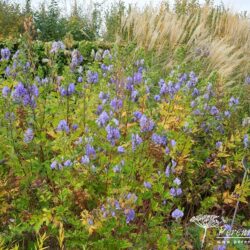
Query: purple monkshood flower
xmin=81 ymin=155 xmax=90 ymax=164
xmin=158 ymin=79 xmax=165 ymax=87
xmin=101 ymin=63 xmax=108 ymax=71
xmin=112 ymin=118 xmax=119 ymax=126
xmin=178 ymin=73 xmax=187 ymax=83
xmin=68 ymin=83 xmax=75 ymax=95
xmin=78 ymin=76 xmax=83 ymax=83
xmin=139 ymin=115 xmax=154 ymax=132
xmin=88 ymin=219 xmax=94 ymax=225
xmin=221 ymin=165 xmax=226 ymax=171
xmin=99 ymin=92 xmax=110 ymax=101
xmin=131 ymin=90 xmax=138 ymax=102
xmin=172 ymin=160 xmax=177 ymax=168
xmin=114 ymin=200 xmax=120 ymax=210
xmin=154 ymin=95 xmax=161 ymax=101
xmin=133 ymin=111 xmax=143 ymax=120
xmin=243 ymin=134 xmax=249 ymax=148
xmin=117 ymin=146 xmax=125 ymax=153
xmin=60 ymin=83 xmax=75 ymax=96
xmin=86 ymin=144 xmax=96 ymax=157
xmin=64 ymin=160 xmax=72 ymax=167
xmin=2 ymin=86 xmax=10 ymax=98
xmin=87 ymin=70 xmax=98 ymax=84
xmin=192 ymin=88 xmax=199 ymax=97
xmin=132 ymin=133 xmax=143 ymax=151
xmin=50 ymin=41 xmax=65 ymax=53
xmin=11 ymin=83 xmax=38 ymax=108
xmin=224 ymin=224 xmax=232 ymax=231
xmin=72 ymin=124 xmax=78 ymax=131
xmin=113 ymin=165 xmax=121 ymax=173
xmin=57 ymin=120 xmax=70 ymax=133
xmin=186 ymin=72 xmax=198 ymax=88
xmin=193 ymin=109 xmax=202 ymax=115
xmin=42 ymin=78 xmax=49 ymax=85
xmin=145 ymin=85 xmax=150 ymax=94
xmin=176 ymin=188 xmax=183 ymax=196
xmin=203 ymin=103 xmax=210 ymax=111
xmin=11 ymin=82 xmax=27 ymax=102
xmin=165 ymin=160 xmax=177 ymax=177
xmin=214 ymin=245 xmax=226 ymax=250
xmin=29 ymin=84 xmax=39 ymax=97
xmin=160 ymin=83 xmax=168 ymax=95
xmin=229 ymin=97 xmax=239 ymax=107
xmin=12 ymin=50 xmax=19 ymax=60
xmin=173 ymin=178 xmax=181 ymax=186
xmin=70 ymin=49 xmax=83 ymax=70
xmin=151 ymin=133 xmax=167 ymax=146
xmin=107 ymin=109 xmax=113 ymax=117
xmin=170 ymin=188 xmax=176 ymax=196
xmin=96 ymin=111 xmax=109 ymax=127
xmin=5 ymin=66 xmax=11 ymax=76
xmin=144 ymin=182 xmax=152 ymax=189
xmin=126 ymin=77 xmax=134 ymax=91
xmin=125 ymin=209 xmax=135 ymax=223
xmin=133 ymin=72 xmax=143 ymax=84
xmin=126 ymin=193 xmax=138 ymax=202
xmin=171 ymin=209 xmax=184 ymax=219
xmin=59 ymin=87 xmax=67 ymax=96
xmin=1 ymin=48 xmax=11 ymax=60
xmin=216 ymin=141 xmax=223 ymax=149
xmin=165 ymin=147 xmax=170 ymax=154
xmin=103 ymin=49 xmax=112 ymax=59
xmin=106 ymin=125 xmax=120 ymax=146
xmin=24 ymin=62 xmax=31 ymax=71
xmin=224 ymin=110 xmax=231 ymax=118
xmin=50 ymin=160 xmax=57 ymax=169
xmin=24 ymin=128 xmax=34 ymax=143
xmin=5 ymin=112 xmax=15 ymax=122
xmin=245 ymin=76 xmax=250 ymax=85
xmin=210 ymin=106 xmax=219 ymax=115
xmin=170 ymin=139 xmax=176 ymax=148
xmin=110 ymin=97 xmax=123 ymax=111
xmin=174 ymin=82 xmax=181 ymax=91
xmin=190 ymin=101 xmax=196 ymax=108
xmin=170 ymin=187 xmax=182 ymax=197
xmin=96 ymin=105 xmax=103 ymax=115
xmin=165 ymin=165 xmax=171 ymax=177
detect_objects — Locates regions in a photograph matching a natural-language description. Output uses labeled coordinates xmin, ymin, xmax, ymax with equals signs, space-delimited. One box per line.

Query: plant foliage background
xmin=0 ymin=0 xmax=249 ymax=249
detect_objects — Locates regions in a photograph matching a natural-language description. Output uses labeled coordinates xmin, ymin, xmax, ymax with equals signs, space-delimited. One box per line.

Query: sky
xmin=12 ymin=0 xmax=250 ymax=14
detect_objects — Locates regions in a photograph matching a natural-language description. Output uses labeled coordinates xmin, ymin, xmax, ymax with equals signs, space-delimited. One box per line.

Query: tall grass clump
xmin=119 ymin=0 xmax=250 ymax=89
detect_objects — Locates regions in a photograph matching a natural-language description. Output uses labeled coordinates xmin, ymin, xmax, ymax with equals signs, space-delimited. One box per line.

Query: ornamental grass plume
xmin=119 ymin=1 xmax=250 ymax=88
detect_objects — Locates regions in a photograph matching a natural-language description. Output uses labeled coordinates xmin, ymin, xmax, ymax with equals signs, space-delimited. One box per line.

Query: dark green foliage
xmin=0 ymin=0 xmax=24 ymax=39
xmin=104 ymin=0 xmax=126 ymax=41
xmin=34 ymin=1 xmax=67 ymax=41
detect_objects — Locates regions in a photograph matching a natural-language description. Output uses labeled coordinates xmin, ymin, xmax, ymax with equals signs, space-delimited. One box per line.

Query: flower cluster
xmin=139 ymin=114 xmax=155 ymax=132
xmin=59 ymin=83 xmax=75 ymax=96
xmin=105 ymin=125 xmax=120 ymax=146
xmin=70 ymin=49 xmax=83 ymax=70
xmin=50 ymin=41 xmax=65 ymax=53
xmin=50 ymin=159 xmax=73 ymax=170
xmin=87 ymin=70 xmax=98 ymax=84
xmin=100 ymin=193 xmax=137 ymax=224
xmin=11 ymin=82 xmax=39 ymax=108
xmin=1 ymin=47 xmax=11 ymax=61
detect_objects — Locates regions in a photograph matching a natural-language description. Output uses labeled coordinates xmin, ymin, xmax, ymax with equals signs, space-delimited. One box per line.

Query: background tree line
xmin=0 ymin=0 xmax=126 ymax=42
